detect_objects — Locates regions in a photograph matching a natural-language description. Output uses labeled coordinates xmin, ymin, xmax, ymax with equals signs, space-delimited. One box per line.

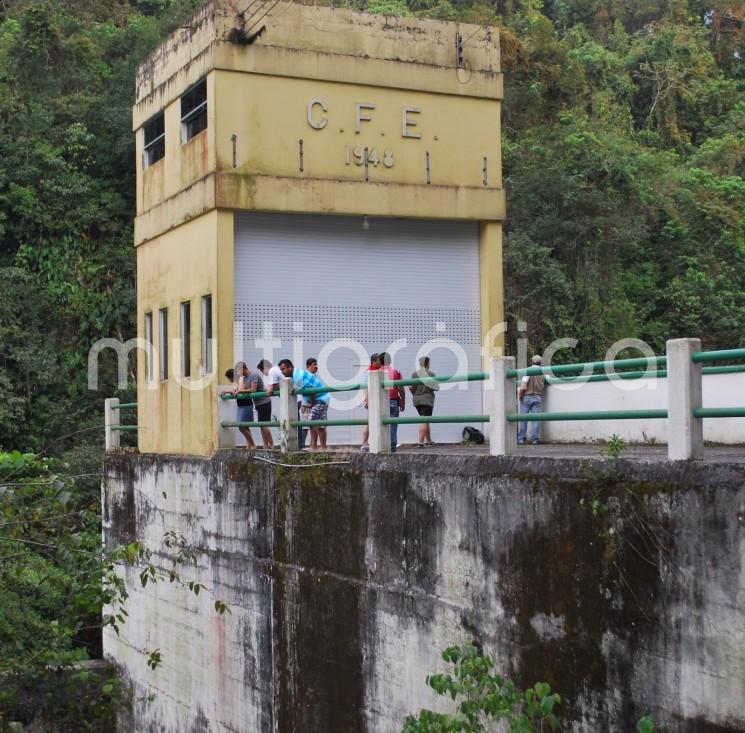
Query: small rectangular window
xmin=181 ymin=79 xmax=207 ymax=143
xmin=144 ymin=312 xmax=154 ymax=383
xmin=180 ymin=301 xmax=191 ymax=378
xmin=159 ymin=308 xmax=169 ymax=381
xmin=143 ymin=113 xmax=165 ymax=168
xmin=201 ymin=294 xmax=213 ymax=375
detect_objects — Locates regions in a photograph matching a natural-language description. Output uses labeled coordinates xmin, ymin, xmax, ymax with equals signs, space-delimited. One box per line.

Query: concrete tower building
xmin=133 ymin=0 xmax=505 ymax=453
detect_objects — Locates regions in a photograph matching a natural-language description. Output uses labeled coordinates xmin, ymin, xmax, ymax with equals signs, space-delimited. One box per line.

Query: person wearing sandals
xmin=410 ymin=356 xmax=439 ymax=447
xmin=248 ymin=362 xmax=274 ymax=449
xmin=228 ymin=362 xmax=257 ymax=449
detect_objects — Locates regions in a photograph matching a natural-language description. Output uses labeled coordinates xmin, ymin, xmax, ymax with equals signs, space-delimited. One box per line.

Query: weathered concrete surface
xmin=103 ymin=451 xmax=745 ymax=732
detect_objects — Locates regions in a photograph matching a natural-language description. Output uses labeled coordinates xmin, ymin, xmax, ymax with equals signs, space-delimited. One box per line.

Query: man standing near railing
xmin=277 ymin=358 xmax=330 ymax=451
xmin=380 ymin=352 xmax=405 ymax=452
xmin=262 ymin=359 xmax=307 ymax=448
xmin=518 ymin=355 xmax=545 ymax=445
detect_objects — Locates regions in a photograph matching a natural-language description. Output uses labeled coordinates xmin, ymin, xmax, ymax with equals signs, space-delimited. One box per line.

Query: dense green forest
xmin=0 ymin=0 xmax=742 ymax=728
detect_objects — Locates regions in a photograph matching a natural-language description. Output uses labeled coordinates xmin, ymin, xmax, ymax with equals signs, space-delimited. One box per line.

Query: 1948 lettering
xmin=344 ymin=146 xmax=394 ymax=168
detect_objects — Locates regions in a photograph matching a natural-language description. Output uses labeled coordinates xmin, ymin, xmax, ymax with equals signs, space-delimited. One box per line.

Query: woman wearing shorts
xmin=410 ymin=356 xmax=439 ymax=447
xmin=233 ymin=362 xmax=257 ymax=449
xmin=249 ymin=364 xmax=274 ymax=449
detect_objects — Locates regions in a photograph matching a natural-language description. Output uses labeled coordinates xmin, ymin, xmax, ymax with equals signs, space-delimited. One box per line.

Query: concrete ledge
xmin=216 ymin=173 xmax=506 ymax=221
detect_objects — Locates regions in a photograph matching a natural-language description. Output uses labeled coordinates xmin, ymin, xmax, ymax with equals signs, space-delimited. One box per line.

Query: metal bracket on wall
xmin=299 ymin=139 xmax=304 ymax=172
xmin=483 ymin=156 xmax=488 ymax=187
xmin=455 ymin=31 xmax=464 ymax=68
xmin=425 ymin=150 xmax=431 ymax=184
xmin=231 ymin=134 xmax=237 ymax=168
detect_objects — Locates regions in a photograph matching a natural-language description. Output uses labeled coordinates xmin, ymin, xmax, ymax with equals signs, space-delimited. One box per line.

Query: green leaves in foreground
xmin=402 ymin=644 xmax=561 ymax=733
xmin=638 ymin=714 xmax=665 ymax=733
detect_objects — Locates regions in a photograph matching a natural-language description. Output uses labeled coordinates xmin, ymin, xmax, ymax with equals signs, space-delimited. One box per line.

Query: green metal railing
xmin=508 ymin=346 xmax=745 ymax=426
xmin=692 ymin=348 xmax=745 ymax=420
xmin=111 ymin=401 xmax=138 ymax=432
xmin=119 ymin=344 xmax=745 ymax=450
xmin=221 ymin=420 xmax=280 ymax=429
xmin=506 ymin=409 xmax=668 ymax=423
xmin=220 ymin=390 xmax=274 ymax=400
xmin=547 ymin=363 xmax=745 ymax=384
xmin=296 ymin=383 xmax=361 ymax=396
xmin=384 ymin=414 xmax=489 ymax=425
xmin=692 ymin=347 xmax=745 ymax=363
xmin=291 ymin=418 xmax=368 ymax=428
xmin=693 ymin=408 xmax=745 ymax=419
xmin=507 ymin=355 xmax=667 ymax=379
xmin=383 ymin=372 xmax=487 ymax=388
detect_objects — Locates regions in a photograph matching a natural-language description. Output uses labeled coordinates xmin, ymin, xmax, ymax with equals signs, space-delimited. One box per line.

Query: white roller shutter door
xmin=233 ymin=212 xmax=484 ymax=446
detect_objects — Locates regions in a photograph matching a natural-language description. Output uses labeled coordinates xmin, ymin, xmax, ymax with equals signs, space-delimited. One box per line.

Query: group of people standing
xmin=225 ymin=352 xmax=441 ymax=452
xmin=224 ymin=357 xmax=329 ymax=450
xmin=359 ymin=352 xmax=439 ymax=453
xmin=225 ymin=351 xmax=547 ymax=450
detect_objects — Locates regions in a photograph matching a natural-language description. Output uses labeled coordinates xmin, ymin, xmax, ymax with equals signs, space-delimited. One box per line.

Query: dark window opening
xmin=144 ymin=312 xmax=154 ymax=382
xmin=181 ymin=79 xmax=207 ymax=142
xmin=159 ymin=308 xmax=169 ymax=381
xmin=201 ymin=294 xmax=213 ymax=375
xmin=181 ymin=301 xmax=191 ymax=378
xmin=143 ymin=113 xmax=165 ymax=168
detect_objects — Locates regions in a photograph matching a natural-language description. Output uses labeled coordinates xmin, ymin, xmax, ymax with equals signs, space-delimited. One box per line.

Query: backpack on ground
xmin=462 ymin=426 xmax=485 ymax=445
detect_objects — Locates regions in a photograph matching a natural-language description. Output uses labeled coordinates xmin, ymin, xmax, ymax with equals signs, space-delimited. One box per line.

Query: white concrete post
xmin=218 ymin=387 xmax=237 ymax=449
xmin=279 ymin=377 xmax=299 ymax=453
xmin=368 ymin=369 xmax=391 ymax=454
xmin=105 ymin=398 xmax=120 ymax=451
xmin=488 ymin=356 xmax=517 ymax=456
xmin=667 ymin=338 xmax=703 ymax=460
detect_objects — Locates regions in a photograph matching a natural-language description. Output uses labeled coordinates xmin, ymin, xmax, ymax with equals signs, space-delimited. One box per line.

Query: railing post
xmin=488 ymin=356 xmax=517 ymax=456
xmin=368 ymin=369 xmax=391 ymax=454
xmin=218 ymin=389 xmax=236 ymax=449
xmin=666 ymin=338 xmax=703 ymax=460
xmin=105 ymin=398 xmax=120 ymax=451
xmin=278 ymin=377 xmax=299 ymax=453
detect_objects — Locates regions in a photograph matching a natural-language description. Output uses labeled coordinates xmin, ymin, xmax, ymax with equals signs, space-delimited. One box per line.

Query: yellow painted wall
xmin=137 ymin=73 xmax=215 ymax=216
xmin=137 ymin=209 xmax=233 ymax=454
xmin=134 ymin=69 xmax=505 ymax=244
xmin=132 ymin=3 xmax=505 ymax=245
xmin=214 ymin=72 xmax=501 ymax=189
xmin=480 ymin=222 xmax=505 ymax=362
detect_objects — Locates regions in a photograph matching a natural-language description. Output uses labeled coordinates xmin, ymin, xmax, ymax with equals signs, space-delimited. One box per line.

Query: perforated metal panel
xmin=233 ymin=212 xmax=484 ymax=445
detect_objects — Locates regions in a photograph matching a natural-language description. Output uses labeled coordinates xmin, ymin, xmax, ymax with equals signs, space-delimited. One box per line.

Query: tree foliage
xmin=402 ymin=644 xmax=562 ymax=733
xmin=0 ymin=450 xmax=129 ymax=731
xmin=0 ymin=0 xmax=202 ymax=453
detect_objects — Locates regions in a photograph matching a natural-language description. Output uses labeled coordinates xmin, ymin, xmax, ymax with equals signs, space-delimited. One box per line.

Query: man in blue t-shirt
xmin=278 ymin=358 xmax=330 ymax=450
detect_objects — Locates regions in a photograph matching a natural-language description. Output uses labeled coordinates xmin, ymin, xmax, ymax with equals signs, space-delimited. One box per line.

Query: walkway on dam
xmin=324 ymin=442 xmax=745 ymax=462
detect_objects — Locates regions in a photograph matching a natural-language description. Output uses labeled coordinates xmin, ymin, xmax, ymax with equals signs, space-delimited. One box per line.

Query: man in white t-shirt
xmin=259 ymin=360 xmax=285 ymax=396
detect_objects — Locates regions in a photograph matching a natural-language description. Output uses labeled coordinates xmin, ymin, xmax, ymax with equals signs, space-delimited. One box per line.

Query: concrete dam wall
xmin=102 ymin=451 xmax=745 ymax=732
